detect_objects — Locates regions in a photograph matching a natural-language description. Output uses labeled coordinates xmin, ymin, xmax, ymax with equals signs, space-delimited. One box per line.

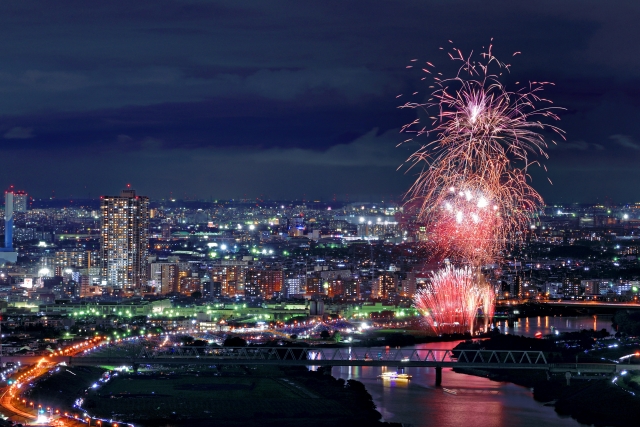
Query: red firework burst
xmin=399 ymin=43 xmax=564 ymax=262
xmin=413 ymin=265 xmax=494 ymax=335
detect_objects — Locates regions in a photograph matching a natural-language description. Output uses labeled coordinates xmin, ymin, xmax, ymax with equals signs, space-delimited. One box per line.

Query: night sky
xmin=1 ymin=1 xmax=639 ymax=203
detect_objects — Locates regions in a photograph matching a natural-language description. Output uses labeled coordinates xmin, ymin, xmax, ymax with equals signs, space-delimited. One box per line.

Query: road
xmin=541 ymin=301 xmax=640 ymax=308
xmin=0 ymin=385 xmax=35 ymax=424
xmin=0 ymin=337 xmax=106 ymax=426
xmin=0 ymin=360 xmax=59 ymax=425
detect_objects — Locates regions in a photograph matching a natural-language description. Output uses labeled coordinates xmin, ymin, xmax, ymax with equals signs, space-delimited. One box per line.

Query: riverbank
xmin=451 ymin=334 xmax=640 ymax=427
xmin=24 ymin=364 xmax=401 ymax=427
xmin=535 ymin=379 xmax=640 ymax=426
xmin=454 ymin=367 xmax=640 ymax=426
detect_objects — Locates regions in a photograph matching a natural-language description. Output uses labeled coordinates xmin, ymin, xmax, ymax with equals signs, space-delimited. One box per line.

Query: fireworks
xmin=405 ymin=43 xmax=563 ymax=334
xmin=413 ymin=265 xmax=493 ymax=335
xmin=400 ymin=43 xmax=564 ymax=262
xmin=429 ymin=182 xmax=502 ymax=265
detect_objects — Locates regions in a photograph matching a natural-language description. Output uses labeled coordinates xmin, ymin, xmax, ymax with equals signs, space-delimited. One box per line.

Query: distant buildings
xmin=148 ymin=261 xmax=179 ymax=294
xmin=100 ymin=189 xmax=149 ymax=290
xmin=8 ymin=194 xmax=640 ymax=309
xmin=54 ymin=249 xmax=97 ymax=271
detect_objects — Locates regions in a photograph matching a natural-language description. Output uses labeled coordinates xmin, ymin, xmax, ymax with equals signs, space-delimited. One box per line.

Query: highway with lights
xmin=0 ymin=336 xmax=124 ymax=427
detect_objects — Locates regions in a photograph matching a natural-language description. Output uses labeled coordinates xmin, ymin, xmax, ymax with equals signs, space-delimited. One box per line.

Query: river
xmin=333 ymin=315 xmax=612 ymax=427
xmin=495 ymin=314 xmax=615 ymax=337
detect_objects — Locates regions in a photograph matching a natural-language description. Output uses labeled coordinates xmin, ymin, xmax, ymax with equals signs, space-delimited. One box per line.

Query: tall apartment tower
xmin=100 ymin=189 xmax=149 ymax=289
xmin=12 ymin=191 xmax=27 ymax=212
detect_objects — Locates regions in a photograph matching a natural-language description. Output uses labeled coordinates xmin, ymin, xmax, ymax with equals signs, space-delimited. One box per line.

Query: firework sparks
xmin=406 ymin=43 xmax=563 ymax=334
xmin=430 ymin=182 xmax=502 ymax=265
xmin=400 ymin=44 xmax=564 ymax=262
xmin=413 ymin=265 xmax=494 ymax=335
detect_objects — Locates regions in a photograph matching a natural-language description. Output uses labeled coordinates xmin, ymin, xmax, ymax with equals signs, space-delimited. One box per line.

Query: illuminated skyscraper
xmin=12 ymin=191 xmax=27 ymax=212
xmin=100 ymin=189 xmax=149 ymax=289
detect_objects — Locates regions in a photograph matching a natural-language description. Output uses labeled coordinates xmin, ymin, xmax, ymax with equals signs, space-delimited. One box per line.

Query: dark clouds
xmin=1 ymin=1 xmax=640 ymax=201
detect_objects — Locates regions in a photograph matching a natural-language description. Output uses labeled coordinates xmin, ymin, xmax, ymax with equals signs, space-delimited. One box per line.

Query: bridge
xmin=2 ymin=346 xmax=632 ymax=386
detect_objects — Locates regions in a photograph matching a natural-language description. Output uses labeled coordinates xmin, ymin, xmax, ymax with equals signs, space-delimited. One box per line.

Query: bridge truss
xmin=80 ymin=345 xmax=549 ymax=368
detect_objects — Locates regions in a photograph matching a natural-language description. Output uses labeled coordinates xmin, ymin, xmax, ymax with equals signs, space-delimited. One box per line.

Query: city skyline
xmin=1 ymin=3 xmax=640 ymax=427
xmin=0 ymin=1 xmax=639 ymax=202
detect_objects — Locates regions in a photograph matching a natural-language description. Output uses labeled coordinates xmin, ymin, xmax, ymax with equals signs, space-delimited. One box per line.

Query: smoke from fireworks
xmin=413 ymin=265 xmax=494 ymax=335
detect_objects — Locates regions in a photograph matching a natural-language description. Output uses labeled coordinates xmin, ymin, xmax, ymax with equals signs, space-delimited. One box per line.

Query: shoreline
xmin=23 ymin=364 xmax=401 ymax=427
xmin=453 ymin=363 xmax=640 ymax=427
xmin=332 ymin=361 xmax=585 ymax=427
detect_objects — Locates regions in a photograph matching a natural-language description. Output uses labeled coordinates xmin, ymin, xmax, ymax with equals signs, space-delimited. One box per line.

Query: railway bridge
xmin=3 ymin=347 xmax=633 ymax=386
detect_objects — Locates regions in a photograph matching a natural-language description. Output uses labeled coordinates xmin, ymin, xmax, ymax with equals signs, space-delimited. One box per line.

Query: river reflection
xmin=496 ymin=314 xmax=615 ymax=337
xmin=332 ymin=315 xmax=603 ymax=427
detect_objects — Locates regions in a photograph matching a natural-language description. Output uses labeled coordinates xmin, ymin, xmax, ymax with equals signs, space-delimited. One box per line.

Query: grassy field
xmin=73 ymin=365 xmax=389 ymax=427
xmin=22 ymin=366 xmax=105 ymax=409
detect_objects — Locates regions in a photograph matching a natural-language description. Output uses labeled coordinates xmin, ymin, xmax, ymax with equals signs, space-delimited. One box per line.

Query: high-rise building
xmin=245 ymin=268 xmax=262 ymax=298
xmin=161 ymin=222 xmax=171 ymax=239
xmin=343 ymin=279 xmax=360 ymax=299
xmin=400 ymin=271 xmax=417 ymax=298
xmin=211 ymin=260 xmax=249 ymax=296
xmin=377 ymin=272 xmax=398 ymax=299
xmin=563 ymin=277 xmax=582 ymax=298
xmin=241 ymin=268 xmax=283 ymax=299
xmin=513 ymin=275 xmax=523 ymax=299
xmin=262 ymin=269 xmax=283 ymax=298
xmin=4 ymin=190 xmax=13 ymax=250
xmin=582 ymin=280 xmax=600 ymax=296
xmin=100 ymin=189 xmax=149 ymax=289
xmin=0 ymin=190 xmax=18 ymax=263
xmin=325 ymin=278 xmax=344 ymax=298
xmin=284 ymin=275 xmax=304 ymax=297
xmin=1 ymin=188 xmax=27 ymax=259
xmin=79 ymin=275 xmax=102 ymax=298
xmin=179 ymin=274 xmax=201 ymax=295
xmin=305 ymin=276 xmax=324 ymax=296
xmin=13 ymin=191 xmax=27 ymax=212
xmin=148 ymin=262 xmax=179 ymax=294
xmin=55 ymin=249 xmax=97 ymax=270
